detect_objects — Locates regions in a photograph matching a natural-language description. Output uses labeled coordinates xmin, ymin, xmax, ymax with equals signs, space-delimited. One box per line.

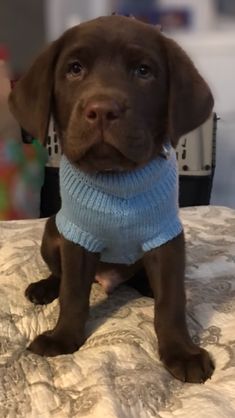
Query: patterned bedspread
xmin=0 ymin=206 xmax=235 ymax=418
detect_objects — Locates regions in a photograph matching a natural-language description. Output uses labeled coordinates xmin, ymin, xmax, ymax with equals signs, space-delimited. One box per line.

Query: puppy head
xmin=9 ymin=15 xmax=214 ymax=173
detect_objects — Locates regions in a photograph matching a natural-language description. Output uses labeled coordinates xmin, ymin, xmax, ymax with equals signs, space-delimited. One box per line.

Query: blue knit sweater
xmin=56 ymin=147 xmax=182 ymax=264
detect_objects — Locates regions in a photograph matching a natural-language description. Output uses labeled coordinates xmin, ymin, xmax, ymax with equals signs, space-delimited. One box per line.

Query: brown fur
xmin=9 ymin=15 xmax=214 ymax=382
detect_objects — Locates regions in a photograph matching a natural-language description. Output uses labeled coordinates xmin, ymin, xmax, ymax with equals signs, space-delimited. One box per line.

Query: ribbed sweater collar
xmin=61 ymin=146 xmax=173 ymax=199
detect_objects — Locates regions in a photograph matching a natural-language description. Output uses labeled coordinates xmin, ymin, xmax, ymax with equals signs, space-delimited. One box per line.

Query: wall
xmin=45 ymin=0 xmax=111 ymax=41
xmin=0 ymin=0 xmax=45 ymax=73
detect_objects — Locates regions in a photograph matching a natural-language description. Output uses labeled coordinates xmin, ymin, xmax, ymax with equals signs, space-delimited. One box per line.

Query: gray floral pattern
xmin=0 ymin=206 xmax=235 ymax=417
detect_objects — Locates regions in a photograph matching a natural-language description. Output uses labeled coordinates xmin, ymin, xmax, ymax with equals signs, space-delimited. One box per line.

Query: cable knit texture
xmin=56 ymin=147 xmax=182 ymax=264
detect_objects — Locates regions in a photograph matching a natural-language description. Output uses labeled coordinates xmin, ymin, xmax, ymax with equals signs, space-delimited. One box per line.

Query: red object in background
xmin=0 ymin=44 xmax=46 ymax=220
xmin=0 ymin=45 xmax=9 ymax=61
xmin=0 ymin=44 xmax=20 ymax=87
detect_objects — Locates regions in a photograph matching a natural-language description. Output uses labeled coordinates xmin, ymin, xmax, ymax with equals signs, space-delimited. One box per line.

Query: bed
xmin=0 ymin=205 xmax=235 ymax=418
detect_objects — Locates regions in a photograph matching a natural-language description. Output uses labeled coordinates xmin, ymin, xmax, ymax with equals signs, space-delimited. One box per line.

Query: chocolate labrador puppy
xmin=9 ymin=15 xmax=214 ymax=383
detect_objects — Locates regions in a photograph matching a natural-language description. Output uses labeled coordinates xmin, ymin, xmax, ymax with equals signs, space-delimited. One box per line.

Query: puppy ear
xmin=163 ymin=36 xmax=214 ymax=146
xmin=9 ymin=41 xmax=59 ymax=144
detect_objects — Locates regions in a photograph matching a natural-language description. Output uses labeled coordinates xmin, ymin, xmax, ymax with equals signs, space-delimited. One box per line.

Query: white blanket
xmin=0 ymin=206 xmax=235 ymax=418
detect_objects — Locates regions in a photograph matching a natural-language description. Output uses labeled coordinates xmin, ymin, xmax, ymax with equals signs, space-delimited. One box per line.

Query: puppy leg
xmin=28 ymin=237 xmax=99 ymax=356
xmin=25 ymin=216 xmax=61 ymax=305
xmin=143 ymin=232 xmax=214 ymax=383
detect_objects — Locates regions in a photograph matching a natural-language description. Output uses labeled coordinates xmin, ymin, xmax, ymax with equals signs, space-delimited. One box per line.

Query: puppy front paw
xmin=27 ymin=331 xmax=84 ymax=356
xmin=161 ymin=346 xmax=214 ymax=383
xmin=25 ymin=277 xmax=59 ymax=305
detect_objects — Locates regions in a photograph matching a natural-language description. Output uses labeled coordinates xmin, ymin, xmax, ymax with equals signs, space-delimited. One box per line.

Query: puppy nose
xmin=84 ymin=100 xmax=122 ymax=124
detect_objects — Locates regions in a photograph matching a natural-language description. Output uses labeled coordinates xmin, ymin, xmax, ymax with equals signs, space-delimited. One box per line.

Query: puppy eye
xmin=67 ymin=61 xmax=83 ymax=78
xmin=134 ymin=64 xmax=152 ymax=79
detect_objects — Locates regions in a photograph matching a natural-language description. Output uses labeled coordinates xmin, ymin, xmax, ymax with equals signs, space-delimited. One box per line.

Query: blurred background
xmin=0 ymin=0 xmax=235 ymax=217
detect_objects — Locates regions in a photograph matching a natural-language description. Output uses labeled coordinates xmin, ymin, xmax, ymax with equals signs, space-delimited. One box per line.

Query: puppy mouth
xmin=65 ymin=127 xmax=156 ymax=173
xmin=77 ymin=142 xmax=137 ymax=173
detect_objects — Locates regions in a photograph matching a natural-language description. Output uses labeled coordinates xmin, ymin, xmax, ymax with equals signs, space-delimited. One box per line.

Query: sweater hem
xmin=56 ymin=213 xmax=183 ymax=265
xmin=142 ymin=220 xmax=183 ymax=252
xmin=56 ymin=214 xmax=104 ymax=253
